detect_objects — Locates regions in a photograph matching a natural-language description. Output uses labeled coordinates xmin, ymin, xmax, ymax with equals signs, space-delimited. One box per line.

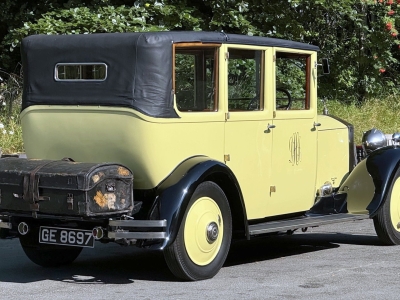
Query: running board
xmin=248 ymin=214 xmax=369 ymax=236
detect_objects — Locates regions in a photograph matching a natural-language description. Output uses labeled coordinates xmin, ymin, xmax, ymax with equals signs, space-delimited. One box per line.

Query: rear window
xmin=55 ymin=63 xmax=107 ymax=81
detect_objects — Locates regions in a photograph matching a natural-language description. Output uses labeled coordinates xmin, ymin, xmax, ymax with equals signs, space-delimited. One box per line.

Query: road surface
xmin=0 ymin=219 xmax=398 ymax=299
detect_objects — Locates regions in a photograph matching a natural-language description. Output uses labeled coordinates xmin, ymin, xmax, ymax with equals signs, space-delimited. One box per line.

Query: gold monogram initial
xmin=289 ymin=132 xmax=301 ymax=165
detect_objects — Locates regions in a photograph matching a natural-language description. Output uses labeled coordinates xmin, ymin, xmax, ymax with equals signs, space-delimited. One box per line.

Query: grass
xmin=325 ymin=97 xmax=400 ymax=144
xmin=0 ymin=108 xmax=23 ymax=154
xmin=0 ymin=96 xmax=399 ymax=154
xmin=0 ymin=70 xmax=24 ymax=154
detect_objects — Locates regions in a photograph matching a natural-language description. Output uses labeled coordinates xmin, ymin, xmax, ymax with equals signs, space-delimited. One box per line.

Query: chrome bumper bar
xmin=108 ymin=219 xmax=167 ymax=239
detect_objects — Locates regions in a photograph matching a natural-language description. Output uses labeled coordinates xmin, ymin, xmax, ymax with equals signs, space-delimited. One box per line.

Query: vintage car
xmin=0 ymin=31 xmax=398 ymax=281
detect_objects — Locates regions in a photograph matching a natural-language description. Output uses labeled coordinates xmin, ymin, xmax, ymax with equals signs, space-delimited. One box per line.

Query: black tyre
xmin=373 ymin=169 xmax=400 ymax=245
xmin=19 ymin=228 xmax=83 ymax=267
xmin=164 ymin=181 xmax=232 ymax=281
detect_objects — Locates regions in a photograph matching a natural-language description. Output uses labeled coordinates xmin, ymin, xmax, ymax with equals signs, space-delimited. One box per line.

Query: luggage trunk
xmin=0 ymin=158 xmax=134 ymax=217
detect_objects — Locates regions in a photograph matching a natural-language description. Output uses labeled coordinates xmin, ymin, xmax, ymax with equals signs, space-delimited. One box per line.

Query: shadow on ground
xmin=226 ymin=231 xmax=381 ymax=267
xmin=0 ymin=230 xmax=382 ymax=284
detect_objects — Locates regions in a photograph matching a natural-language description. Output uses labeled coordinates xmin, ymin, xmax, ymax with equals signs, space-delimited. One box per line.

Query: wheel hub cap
xmin=206 ymin=222 xmax=219 ymax=244
xmin=184 ymin=196 xmax=224 ymax=266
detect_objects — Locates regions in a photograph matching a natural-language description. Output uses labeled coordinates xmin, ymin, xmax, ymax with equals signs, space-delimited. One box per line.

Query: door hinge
xmin=270 ymin=186 xmax=276 ymax=193
xmin=224 ymin=154 xmax=230 ymax=162
xmin=225 ymin=112 xmax=230 ymax=120
xmin=273 ymin=55 xmax=276 ymax=62
xmin=225 ymin=52 xmax=229 ymax=60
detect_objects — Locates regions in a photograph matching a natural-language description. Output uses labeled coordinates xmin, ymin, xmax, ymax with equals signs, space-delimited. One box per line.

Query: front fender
xmin=148 ymin=156 xmax=246 ymax=248
xmin=365 ymin=147 xmax=400 ymax=216
xmin=339 ymin=146 xmax=400 ymax=216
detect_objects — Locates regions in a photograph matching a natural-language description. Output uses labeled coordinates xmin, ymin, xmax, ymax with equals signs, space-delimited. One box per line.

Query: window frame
xmin=173 ymin=43 xmax=221 ymax=112
xmin=226 ymin=47 xmax=265 ymax=112
xmin=54 ymin=62 xmax=108 ymax=82
xmin=275 ymin=52 xmax=312 ymax=111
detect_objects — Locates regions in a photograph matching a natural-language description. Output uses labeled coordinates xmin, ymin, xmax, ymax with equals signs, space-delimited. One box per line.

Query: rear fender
xmin=148 ymin=156 xmax=247 ymax=248
xmin=339 ymin=146 xmax=400 ymax=216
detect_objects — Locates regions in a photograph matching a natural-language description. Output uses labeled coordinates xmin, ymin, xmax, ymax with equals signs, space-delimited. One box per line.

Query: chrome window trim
xmin=54 ymin=62 xmax=108 ymax=82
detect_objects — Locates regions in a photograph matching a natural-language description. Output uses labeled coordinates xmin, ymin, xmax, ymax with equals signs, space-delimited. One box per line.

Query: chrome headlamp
xmin=392 ymin=132 xmax=400 ymax=145
xmin=362 ymin=128 xmax=387 ymax=154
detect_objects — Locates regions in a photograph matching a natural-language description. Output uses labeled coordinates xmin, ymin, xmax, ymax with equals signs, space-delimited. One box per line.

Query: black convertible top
xmin=21 ymin=31 xmax=320 ymax=118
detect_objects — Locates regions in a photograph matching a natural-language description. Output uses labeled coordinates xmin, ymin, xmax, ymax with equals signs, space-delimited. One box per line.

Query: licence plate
xmin=39 ymin=226 xmax=94 ymax=248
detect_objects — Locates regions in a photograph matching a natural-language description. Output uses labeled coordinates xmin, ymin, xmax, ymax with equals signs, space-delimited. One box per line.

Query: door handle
xmin=264 ymin=123 xmax=276 ymax=133
xmin=313 ymin=122 xmax=321 ymax=127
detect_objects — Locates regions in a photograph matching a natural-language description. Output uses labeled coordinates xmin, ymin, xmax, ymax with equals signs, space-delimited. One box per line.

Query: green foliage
xmin=228 ymin=58 xmax=258 ymax=98
xmin=0 ymin=67 xmax=23 ymax=153
xmin=248 ymin=0 xmax=400 ymax=102
xmin=0 ymin=66 xmax=22 ymax=115
xmin=324 ymin=96 xmax=400 ymax=144
xmin=0 ymin=0 xmax=205 ymax=69
xmin=2 ymin=0 xmax=400 ymax=102
xmin=0 ymin=74 xmax=23 ymax=154
xmin=7 ymin=3 xmax=201 ymax=41
xmin=0 ymin=113 xmax=24 ymax=154
xmin=276 ymin=56 xmax=307 ymax=101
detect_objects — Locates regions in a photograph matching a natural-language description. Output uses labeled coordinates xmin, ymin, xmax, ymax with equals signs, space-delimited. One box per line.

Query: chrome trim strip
xmin=108 ymin=220 xmax=167 ymax=227
xmin=108 ymin=231 xmax=167 ymax=239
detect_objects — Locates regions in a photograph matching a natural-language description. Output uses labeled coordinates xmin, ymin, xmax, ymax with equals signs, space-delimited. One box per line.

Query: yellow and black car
xmin=0 ymin=31 xmax=398 ymax=281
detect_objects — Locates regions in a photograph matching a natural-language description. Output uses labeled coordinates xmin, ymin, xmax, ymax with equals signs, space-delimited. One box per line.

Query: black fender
xmin=365 ymin=146 xmax=400 ymax=216
xmin=148 ymin=156 xmax=247 ymax=248
xmin=339 ymin=146 xmax=400 ymax=217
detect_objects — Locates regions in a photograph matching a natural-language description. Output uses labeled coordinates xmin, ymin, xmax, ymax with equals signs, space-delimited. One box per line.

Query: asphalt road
xmin=0 ymin=219 xmax=399 ymax=299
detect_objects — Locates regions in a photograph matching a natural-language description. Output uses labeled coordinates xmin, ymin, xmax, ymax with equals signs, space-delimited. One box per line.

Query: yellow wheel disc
xmin=390 ymin=177 xmax=400 ymax=232
xmin=184 ymin=196 xmax=224 ymax=266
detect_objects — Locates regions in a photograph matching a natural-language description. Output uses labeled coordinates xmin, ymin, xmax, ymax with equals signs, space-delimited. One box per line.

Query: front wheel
xmin=19 ymin=228 xmax=83 ymax=267
xmin=164 ymin=181 xmax=232 ymax=281
xmin=373 ymin=169 xmax=400 ymax=245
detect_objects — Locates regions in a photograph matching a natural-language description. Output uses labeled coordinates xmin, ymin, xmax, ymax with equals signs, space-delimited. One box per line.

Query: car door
xmin=223 ymin=45 xmax=274 ymax=220
xmin=267 ymin=49 xmax=318 ymax=217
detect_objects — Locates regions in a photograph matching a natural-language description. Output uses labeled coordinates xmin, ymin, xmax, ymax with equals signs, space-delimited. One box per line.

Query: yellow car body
xmin=21 ymin=42 xmax=351 ymax=221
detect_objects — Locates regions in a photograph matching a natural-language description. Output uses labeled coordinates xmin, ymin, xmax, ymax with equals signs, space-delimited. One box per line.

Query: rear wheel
xmin=164 ymin=181 xmax=232 ymax=281
xmin=19 ymin=227 xmax=82 ymax=267
xmin=373 ymin=169 xmax=400 ymax=245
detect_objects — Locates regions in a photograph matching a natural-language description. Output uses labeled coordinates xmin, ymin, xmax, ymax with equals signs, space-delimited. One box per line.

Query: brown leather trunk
xmin=0 ymin=158 xmax=133 ymax=217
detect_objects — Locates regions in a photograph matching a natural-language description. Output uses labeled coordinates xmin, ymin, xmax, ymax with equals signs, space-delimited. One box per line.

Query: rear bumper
xmin=0 ymin=215 xmax=167 ymax=241
xmin=107 ymin=219 xmax=167 ymax=239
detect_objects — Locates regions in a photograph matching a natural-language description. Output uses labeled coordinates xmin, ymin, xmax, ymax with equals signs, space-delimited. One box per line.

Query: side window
xmin=174 ymin=46 xmax=219 ymax=112
xmin=228 ymin=49 xmax=263 ymax=111
xmin=275 ymin=52 xmax=311 ymax=110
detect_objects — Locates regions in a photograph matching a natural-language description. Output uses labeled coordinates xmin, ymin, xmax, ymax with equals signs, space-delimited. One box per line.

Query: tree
xmin=2 ymin=0 xmax=400 ymax=102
